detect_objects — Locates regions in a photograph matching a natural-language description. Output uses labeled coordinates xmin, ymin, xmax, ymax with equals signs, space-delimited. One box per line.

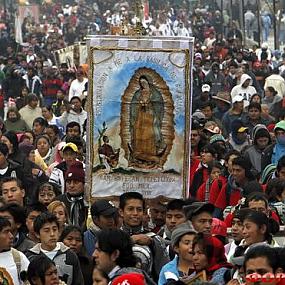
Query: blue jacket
xmin=83 ymin=225 xmax=101 ymax=256
xmin=158 ymin=256 xmax=179 ymax=285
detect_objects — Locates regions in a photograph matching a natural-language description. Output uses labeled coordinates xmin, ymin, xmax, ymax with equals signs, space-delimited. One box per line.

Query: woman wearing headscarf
xmin=192 ymin=233 xmax=232 ymax=285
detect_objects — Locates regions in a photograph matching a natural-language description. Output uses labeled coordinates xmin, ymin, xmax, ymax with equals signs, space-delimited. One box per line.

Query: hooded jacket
xmin=262 ymin=120 xmax=285 ymax=168
xmin=26 ymin=242 xmax=84 ymax=285
xmin=262 ymin=93 xmax=283 ymax=121
xmin=228 ymin=119 xmax=251 ymax=152
xmin=230 ymin=74 xmax=257 ymax=102
xmin=244 ymin=124 xmax=271 ymax=173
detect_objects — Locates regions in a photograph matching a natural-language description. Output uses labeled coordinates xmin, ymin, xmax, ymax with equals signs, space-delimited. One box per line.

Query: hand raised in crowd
xmin=131 ymin=234 xmax=152 ymax=246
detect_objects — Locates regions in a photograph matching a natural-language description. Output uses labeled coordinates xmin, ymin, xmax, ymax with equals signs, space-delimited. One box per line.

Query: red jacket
xmin=209 ymin=176 xmax=228 ymax=205
xmin=214 ymin=179 xmax=242 ymax=210
xmin=224 ymin=210 xmax=280 ymax=227
xmin=197 ymin=176 xmax=227 ymax=202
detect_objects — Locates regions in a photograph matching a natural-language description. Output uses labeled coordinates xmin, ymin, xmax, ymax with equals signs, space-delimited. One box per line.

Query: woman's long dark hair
xmin=243 ymin=209 xmax=279 ymax=244
xmin=27 ymin=255 xmax=56 ymax=285
xmin=97 ymin=229 xmax=137 ymax=268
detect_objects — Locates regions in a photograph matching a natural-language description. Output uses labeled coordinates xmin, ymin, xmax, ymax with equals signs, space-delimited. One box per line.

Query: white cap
xmin=202 ymin=84 xmax=211 ymax=92
xmin=232 ymin=94 xmax=244 ymax=104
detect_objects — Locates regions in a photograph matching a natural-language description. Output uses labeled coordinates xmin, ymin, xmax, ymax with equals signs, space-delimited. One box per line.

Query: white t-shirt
xmin=68 ymin=78 xmax=88 ymax=101
xmin=0 ymin=249 xmax=30 ymax=285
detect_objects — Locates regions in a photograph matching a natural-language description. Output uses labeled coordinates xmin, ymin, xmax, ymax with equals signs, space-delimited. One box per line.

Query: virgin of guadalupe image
xmin=120 ymin=67 xmax=175 ymax=171
xmin=129 ymin=75 xmax=167 ymax=169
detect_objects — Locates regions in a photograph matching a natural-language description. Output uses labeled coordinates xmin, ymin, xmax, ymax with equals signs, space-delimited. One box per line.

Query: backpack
xmin=11 ymin=248 xmax=29 ymax=284
xmin=132 ymin=245 xmax=153 ymax=276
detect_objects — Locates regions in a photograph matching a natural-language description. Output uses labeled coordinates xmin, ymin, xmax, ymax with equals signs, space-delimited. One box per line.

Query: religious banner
xmin=54 ymin=45 xmax=75 ymax=68
xmin=88 ymin=36 xmax=194 ymax=199
xmin=18 ymin=5 xmax=40 ymax=23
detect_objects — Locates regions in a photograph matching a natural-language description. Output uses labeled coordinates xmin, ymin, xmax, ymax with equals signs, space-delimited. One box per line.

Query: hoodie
xmin=243 ymin=124 xmax=271 ymax=173
xmin=228 ymin=119 xmax=251 ymax=152
xmin=262 ymin=94 xmax=283 ymax=121
xmin=230 ymin=74 xmax=257 ymax=102
xmin=26 ymin=242 xmax=84 ymax=285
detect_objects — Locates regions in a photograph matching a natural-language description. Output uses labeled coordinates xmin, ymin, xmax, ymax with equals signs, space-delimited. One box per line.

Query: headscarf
xmin=194 ymin=234 xmax=232 ymax=277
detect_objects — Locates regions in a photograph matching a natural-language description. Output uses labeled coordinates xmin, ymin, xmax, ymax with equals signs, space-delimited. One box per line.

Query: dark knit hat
xmin=19 ymin=142 xmax=35 ymax=157
xmin=65 ymin=161 xmax=85 ymax=183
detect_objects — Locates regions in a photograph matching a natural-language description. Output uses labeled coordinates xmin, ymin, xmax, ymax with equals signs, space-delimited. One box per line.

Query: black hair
xmin=276 ymin=247 xmax=285 ymax=271
xmin=33 ymin=212 xmax=59 ymax=234
xmin=66 ymin=121 xmax=81 ymax=134
xmin=200 ymin=144 xmax=218 ymax=157
xmin=25 ymin=203 xmax=47 ymax=217
xmin=266 ymin=178 xmax=285 ymax=202
xmin=19 ymin=131 xmax=35 ymax=144
xmin=248 ymin=102 xmax=261 ymax=112
xmin=27 ymin=255 xmax=56 ymax=285
xmin=33 ymin=117 xmax=48 ymax=128
xmin=243 ymin=183 xmax=263 ymax=198
xmin=70 ymin=96 xmax=82 ymax=103
xmin=0 ymin=203 xmax=26 ymax=227
xmin=207 ymin=160 xmax=223 ymax=175
xmin=2 ymin=131 xmax=19 ymax=152
xmin=245 ymin=192 xmax=268 ymax=208
xmin=97 ymin=229 xmax=137 ymax=268
xmin=228 ymin=60 xmax=238 ymax=68
xmin=166 ymin=199 xmax=186 ymax=212
xmin=277 ymin=156 xmax=285 ymax=172
xmin=265 ymin=86 xmax=278 ymax=96
xmin=242 ymin=210 xmax=279 ymax=243
xmin=92 ymin=267 xmax=109 ymax=283
xmin=0 ymin=216 xmax=11 ymax=231
xmin=35 ymin=182 xmax=61 ymax=203
xmin=0 ymin=177 xmax=23 ymax=190
xmin=46 ymin=125 xmax=59 ymax=136
xmin=249 ymin=93 xmax=261 ymax=103
xmin=119 ymin=191 xmax=145 ymax=210
xmin=224 ymin=149 xmax=240 ymax=162
xmin=42 ymin=105 xmax=53 ymax=112
xmin=27 ymin=93 xmax=38 ymax=103
xmin=35 ymin=135 xmax=51 ymax=148
xmin=199 ymin=101 xmax=214 ymax=110
xmin=244 ymin=245 xmax=279 ymax=272
xmin=59 ymin=225 xmax=83 ymax=244
xmin=65 ymin=136 xmax=84 ymax=148
xmin=232 ymin=156 xmax=255 ymax=180
xmin=0 ymin=142 xmax=9 ymax=157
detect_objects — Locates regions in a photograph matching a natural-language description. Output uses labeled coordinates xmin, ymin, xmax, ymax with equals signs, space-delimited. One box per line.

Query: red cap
xmin=112 ymin=273 xmax=146 ymax=285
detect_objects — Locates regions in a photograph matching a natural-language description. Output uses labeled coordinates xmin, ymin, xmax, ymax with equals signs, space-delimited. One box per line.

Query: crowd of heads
xmin=0 ymin=0 xmax=285 ymax=285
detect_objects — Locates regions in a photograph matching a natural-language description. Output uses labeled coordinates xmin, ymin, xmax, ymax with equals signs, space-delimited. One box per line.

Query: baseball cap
xmin=184 ymin=202 xmax=215 ymax=220
xmin=62 ymin=142 xmax=78 ymax=153
xmin=238 ymin=126 xmax=249 ymax=133
xmin=201 ymin=84 xmax=211 ymax=92
xmin=112 ymin=273 xmax=146 ymax=285
xmin=91 ymin=200 xmax=117 ymax=217
xmin=232 ymin=94 xmax=244 ymax=104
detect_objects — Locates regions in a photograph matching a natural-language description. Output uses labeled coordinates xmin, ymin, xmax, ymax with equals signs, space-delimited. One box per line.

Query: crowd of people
xmin=1 ymin=0 xmax=285 ymax=285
